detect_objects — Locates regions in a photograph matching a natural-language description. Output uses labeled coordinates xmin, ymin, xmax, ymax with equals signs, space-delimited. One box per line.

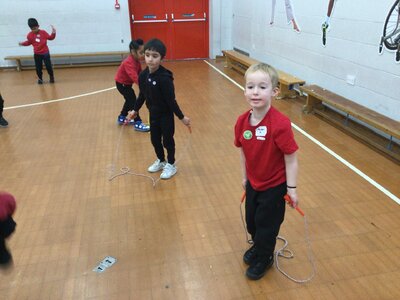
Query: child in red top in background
xmin=19 ymin=18 xmax=56 ymax=84
xmin=115 ymin=39 xmax=150 ymax=132
xmin=0 ymin=191 xmax=16 ymax=268
xmin=234 ymin=63 xmax=299 ymax=280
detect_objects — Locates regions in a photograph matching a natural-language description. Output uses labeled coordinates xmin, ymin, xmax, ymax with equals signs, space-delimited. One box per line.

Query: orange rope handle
xmin=284 ymin=194 xmax=305 ymax=216
xmin=241 ymin=192 xmax=246 ymax=203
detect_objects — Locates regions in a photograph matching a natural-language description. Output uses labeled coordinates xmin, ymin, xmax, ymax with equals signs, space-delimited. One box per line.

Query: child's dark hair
xmin=129 ymin=39 xmax=144 ymax=51
xmin=28 ymin=18 xmax=39 ymax=29
xmin=144 ymin=38 xmax=167 ymax=58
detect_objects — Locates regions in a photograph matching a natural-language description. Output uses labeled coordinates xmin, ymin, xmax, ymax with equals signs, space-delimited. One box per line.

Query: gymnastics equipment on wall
xmin=379 ymin=0 xmax=400 ymax=63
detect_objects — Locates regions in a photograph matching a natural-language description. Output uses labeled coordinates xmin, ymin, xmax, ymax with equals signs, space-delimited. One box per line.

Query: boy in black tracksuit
xmin=128 ymin=39 xmax=191 ymax=180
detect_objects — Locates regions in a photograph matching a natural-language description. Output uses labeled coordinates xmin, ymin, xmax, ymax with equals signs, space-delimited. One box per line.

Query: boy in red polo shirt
xmin=19 ymin=18 xmax=56 ymax=84
xmin=0 ymin=191 xmax=16 ymax=268
xmin=234 ymin=63 xmax=299 ymax=280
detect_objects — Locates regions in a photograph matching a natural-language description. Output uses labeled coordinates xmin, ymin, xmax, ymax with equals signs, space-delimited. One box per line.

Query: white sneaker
xmin=160 ymin=163 xmax=177 ymax=179
xmin=148 ymin=159 xmax=166 ymax=173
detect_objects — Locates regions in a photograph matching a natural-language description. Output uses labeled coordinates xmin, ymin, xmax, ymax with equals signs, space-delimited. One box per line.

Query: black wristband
xmin=287 ymin=185 xmax=296 ymax=189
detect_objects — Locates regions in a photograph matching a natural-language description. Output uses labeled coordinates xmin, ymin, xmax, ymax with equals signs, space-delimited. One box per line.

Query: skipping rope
xmin=107 ymin=122 xmax=192 ymax=187
xmin=240 ymin=192 xmax=316 ymax=283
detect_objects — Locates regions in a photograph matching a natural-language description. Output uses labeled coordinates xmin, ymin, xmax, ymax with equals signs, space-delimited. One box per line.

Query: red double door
xmin=128 ymin=0 xmax=209 ymax=60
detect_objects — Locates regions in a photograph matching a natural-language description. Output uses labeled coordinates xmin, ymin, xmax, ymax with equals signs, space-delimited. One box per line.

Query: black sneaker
xmin=0 ymin=247 xmax=12 ymax=266
xmin=243 ymin=245 xmax=257 ymax=265
xmin=246 ymin=255 xmax=274 ymax=280
xmin=0 ymin=255 xmax=13 ymax=270
xmin=38 ymin=79 xmax=43 ymax=84
xmin=0 ymin=116 xmax=8 ymax=127
xmin=50 ymin=76 xmax=55 ymax=83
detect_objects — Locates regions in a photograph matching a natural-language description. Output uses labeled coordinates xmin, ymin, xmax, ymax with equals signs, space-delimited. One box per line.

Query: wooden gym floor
xmin=0 ymin=60 xmax=399 ymax=300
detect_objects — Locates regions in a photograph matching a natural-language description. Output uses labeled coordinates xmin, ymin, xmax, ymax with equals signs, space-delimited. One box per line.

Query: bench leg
xmin=344 ymin=113 xmax=350 ymax=126
xmin=302 ymin=95 xmax=322 ymax=114
xmin=16 ymin=59 xmax=22 ymax=72
xmin=224 ymin=56 xmax=232 ymax=69
xmin=387 ymin=136 xmax=393 ymax=151
xmin=277 ymin=84 xmax=297 ymax=99
xmin=298 ymin=85 xmax=304 ymax=97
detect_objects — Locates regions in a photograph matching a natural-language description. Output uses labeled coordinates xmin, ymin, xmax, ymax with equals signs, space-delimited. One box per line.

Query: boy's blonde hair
xmin=245 ymin=63 xmax=279 ymax=89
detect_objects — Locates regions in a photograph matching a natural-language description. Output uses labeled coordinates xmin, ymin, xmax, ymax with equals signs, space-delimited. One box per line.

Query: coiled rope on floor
xmin=107 ymin=123 xmax=192 ymax=187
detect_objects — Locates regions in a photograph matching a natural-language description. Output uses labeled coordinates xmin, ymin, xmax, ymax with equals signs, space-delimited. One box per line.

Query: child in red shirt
xmin=0 ymin=191 xmax=16 ymax=268
xmin=234 ymin=63 xmax=299 ymax=280
xmin=115 ymin=39 xmax=149 ymax=132
xmin=19 ymin=18 xmax=56 ymax=84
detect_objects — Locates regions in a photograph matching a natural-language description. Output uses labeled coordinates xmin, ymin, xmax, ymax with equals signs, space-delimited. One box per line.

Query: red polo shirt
xmin=234 ymin=107 xmax=298 ymax=191
xmin=115 ymin=55 xmax=142 ymax=85
xmin=21 ymin=29 xmax=56 ymax=55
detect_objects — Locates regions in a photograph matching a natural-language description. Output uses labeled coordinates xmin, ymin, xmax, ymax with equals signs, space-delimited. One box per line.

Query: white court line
xmin=4 ymin=86 xmax=116 ymax=110
xmin=204 ymin=60 xmax=400 ymax=205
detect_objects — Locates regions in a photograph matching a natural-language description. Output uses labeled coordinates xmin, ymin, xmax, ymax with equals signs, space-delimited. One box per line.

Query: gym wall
xmin=229 ymin=0 xmax=400 ymax=121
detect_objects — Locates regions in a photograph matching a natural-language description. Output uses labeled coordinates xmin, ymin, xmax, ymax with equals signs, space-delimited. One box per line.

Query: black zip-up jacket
xmin=134 ymin=65 xmax=184 ymax=119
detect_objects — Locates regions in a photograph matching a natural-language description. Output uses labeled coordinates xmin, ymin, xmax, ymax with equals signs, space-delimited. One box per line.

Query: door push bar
xmin=132 ymin=13 xmax=207 ymax=23
xmin=131 ymin=14 xmax=168 ymax=23
xmin=171 ymin=12 xmax=206 ymax=22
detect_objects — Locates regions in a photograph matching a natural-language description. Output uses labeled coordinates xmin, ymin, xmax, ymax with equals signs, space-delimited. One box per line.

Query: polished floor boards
xmin=0 ymin=60 xmax=399 ymax=299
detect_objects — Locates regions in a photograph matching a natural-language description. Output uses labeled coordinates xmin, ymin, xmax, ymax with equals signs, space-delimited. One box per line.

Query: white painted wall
xmin=0 ymin=0 xmax=132 ymax=65
xmin=230 ymin=0 xmax=400 ymax=121
xmin=210 ymin=0 xmax=233 ymax=58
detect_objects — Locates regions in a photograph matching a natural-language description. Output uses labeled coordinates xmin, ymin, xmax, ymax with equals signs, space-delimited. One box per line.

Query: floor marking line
xmin=4 ymin=86 xmax=116 ymax=110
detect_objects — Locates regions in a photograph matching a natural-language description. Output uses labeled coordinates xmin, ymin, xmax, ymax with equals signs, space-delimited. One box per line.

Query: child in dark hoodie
xmin=0 ymin=191 xmax=16 ymax=268
xmin=127 ymin=38 xmax=191 ymax=180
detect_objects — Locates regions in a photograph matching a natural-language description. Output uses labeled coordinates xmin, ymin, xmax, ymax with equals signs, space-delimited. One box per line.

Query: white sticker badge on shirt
xmin=255 ymin=126 xmax=267 ymax=140
xmin=35 ymin=38 xmax=40 ymax=43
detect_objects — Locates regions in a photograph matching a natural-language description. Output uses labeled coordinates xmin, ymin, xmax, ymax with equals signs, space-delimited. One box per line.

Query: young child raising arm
xmin=19 ymin=18 xmax=56 ymax=84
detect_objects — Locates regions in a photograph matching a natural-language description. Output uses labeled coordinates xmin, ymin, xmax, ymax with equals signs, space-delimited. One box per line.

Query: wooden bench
xmin=222 ymin=50 xmax=259 ymax=74
xmin=301 ymin=84 xmax=400 ymax=162
xmin=222 ymin=50 xmax=305 ymax=99
xmin=4 ymin=51 xmax=129 ymax=71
